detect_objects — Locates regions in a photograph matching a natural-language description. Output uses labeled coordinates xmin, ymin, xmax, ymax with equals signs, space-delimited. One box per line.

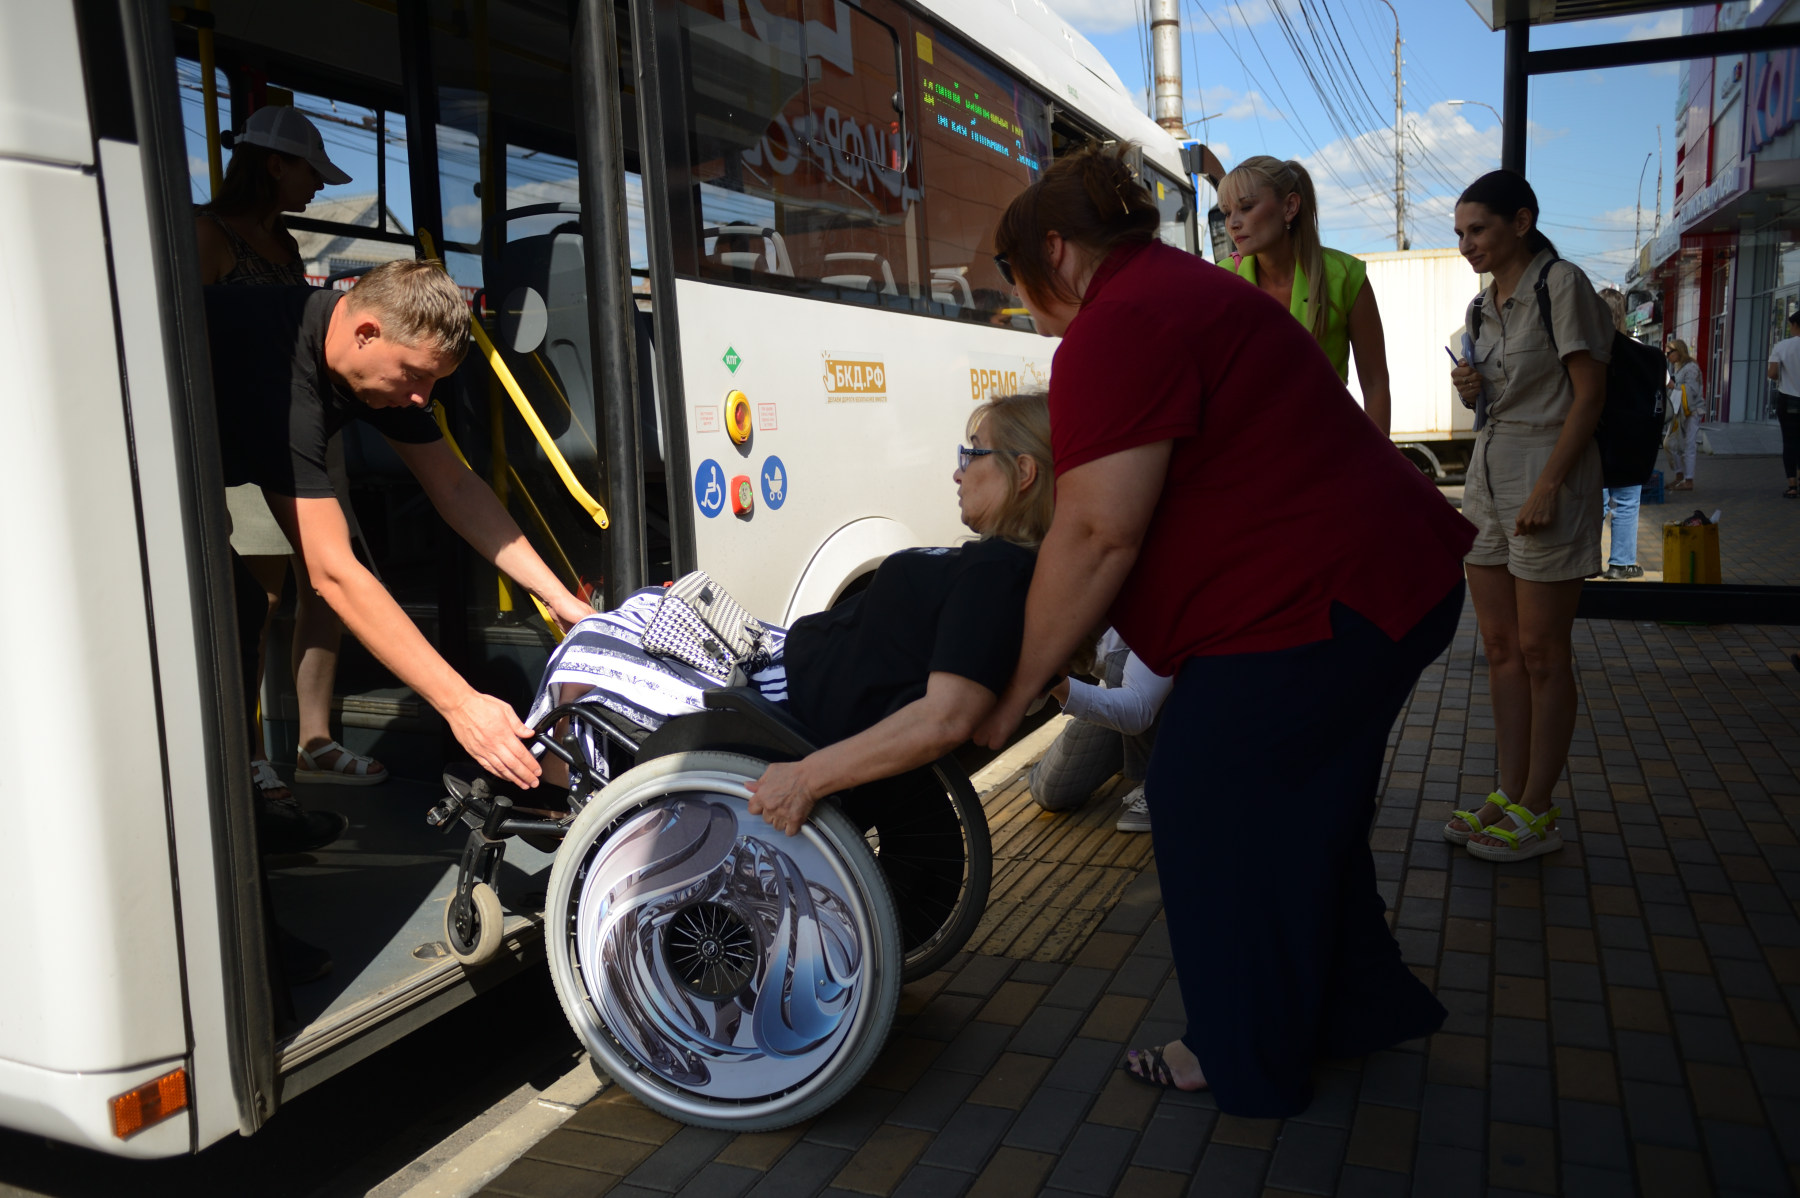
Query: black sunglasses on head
xmin=992 ymin=253 xmax=1014 ymax=287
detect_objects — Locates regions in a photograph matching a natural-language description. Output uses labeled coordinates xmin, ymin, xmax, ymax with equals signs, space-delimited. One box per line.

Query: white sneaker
xmin=1115 ymin=785 xmax=1151 ymax=832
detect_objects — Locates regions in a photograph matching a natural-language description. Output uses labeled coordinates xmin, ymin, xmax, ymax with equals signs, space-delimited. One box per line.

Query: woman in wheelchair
xmin=528 ymin=390 xmax=1053 ymax=813
xmin=449 ymin=392 xmax=1052 ymax=1130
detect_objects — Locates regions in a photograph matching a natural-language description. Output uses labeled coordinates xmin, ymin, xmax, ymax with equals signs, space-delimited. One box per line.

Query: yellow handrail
xmin=431 ymin=405 xmax=566 ymax=644
xmin=195 ymin=1 xmax=223 ymax=194
xmin=417 ymin=230 xmax=609 ymax=531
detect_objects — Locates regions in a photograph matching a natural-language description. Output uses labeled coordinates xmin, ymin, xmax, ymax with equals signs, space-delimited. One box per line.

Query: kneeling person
xmin=1030 ymin=628 xmax=1171 ymax=831
xmin=206 ymin=260 xmax=592 ymax=852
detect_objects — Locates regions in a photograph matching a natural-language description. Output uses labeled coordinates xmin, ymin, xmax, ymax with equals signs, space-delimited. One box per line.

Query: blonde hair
xmin=1218 ymin=155 xmax=1328 ymax=342
xmin=1667 ymin=339 xmax=1692 ymax=366
xmin=1599 ymin=287 xmax=1627 ymax=333
xmin=966 ymin=392 xmax=1053 ymax=548
xmin=345 ymin=259 xmax=472 ymax=361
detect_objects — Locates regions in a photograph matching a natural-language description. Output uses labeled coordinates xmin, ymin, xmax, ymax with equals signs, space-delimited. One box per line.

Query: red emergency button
xmin=730 ymin=474 xmax=754 ymax=517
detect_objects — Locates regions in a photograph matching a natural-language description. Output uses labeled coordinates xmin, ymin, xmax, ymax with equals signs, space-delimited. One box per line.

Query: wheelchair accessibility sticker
xmin=761 ymin=456 xmax=788 ymax=510
xmin=695 ymin=459 xmax=726 ymax=518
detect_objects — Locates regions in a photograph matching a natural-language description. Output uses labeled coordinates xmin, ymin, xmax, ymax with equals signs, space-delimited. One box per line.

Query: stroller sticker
xmin=695 ymin=459 xmax=726 ymax=518
xmin=761 ymin=456 xmax=788 ymax=510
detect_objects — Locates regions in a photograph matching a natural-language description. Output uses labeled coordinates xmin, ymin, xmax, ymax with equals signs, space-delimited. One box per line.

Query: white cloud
xmin=1195 ymin=84 xmax=1283 ymax=123
xmin=1625 ymin=12 xmax=1683 ymax=41
xmin=1048 ymin=0 xmax=1271 ymax=36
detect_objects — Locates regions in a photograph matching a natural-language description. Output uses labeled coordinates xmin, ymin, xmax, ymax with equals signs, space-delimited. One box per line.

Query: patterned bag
xmin=641 ymin=571 xmax=763 ymax=683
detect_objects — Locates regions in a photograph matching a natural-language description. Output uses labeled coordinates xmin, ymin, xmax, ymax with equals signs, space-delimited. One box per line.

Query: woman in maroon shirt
xmin=976 ymin=146 xmax=1477 ymax=1117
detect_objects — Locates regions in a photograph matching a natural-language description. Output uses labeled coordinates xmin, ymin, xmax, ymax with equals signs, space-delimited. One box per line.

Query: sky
xmin=1053 ymin=0 xmax=1694 ymax=288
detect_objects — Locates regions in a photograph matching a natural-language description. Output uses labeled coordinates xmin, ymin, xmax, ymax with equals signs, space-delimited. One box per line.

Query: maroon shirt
xmin=1049 ymin=241 xmax=1475 ymax=673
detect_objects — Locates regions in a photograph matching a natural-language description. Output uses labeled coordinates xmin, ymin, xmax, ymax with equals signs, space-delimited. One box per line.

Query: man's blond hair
xmin=344 ymin=260 xmax=471 ymax=361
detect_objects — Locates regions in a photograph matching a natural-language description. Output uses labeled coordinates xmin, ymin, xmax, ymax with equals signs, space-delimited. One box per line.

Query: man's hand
xmin=972 ymin=683 xmax=1034 ymax=749
xmin=447 ymin=693 xmax=542 ymax=788
xmin=745 ymin=761 xmax=820 ymax=836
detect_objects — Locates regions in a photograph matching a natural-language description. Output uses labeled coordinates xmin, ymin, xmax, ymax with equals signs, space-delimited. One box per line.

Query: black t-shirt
xmin=784 ymin=537 xmax=1037 ymax=745
xmin=203 ymin=285 xmax=440 ymax=497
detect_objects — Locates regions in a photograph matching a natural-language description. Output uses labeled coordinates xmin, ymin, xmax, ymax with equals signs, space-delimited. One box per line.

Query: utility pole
xmin=1654 ymin=124 xmax=1663 ymax=239
xmin=1151 ymin=0 xmax=1183 ymax=138
xmin=1373 ymin=0 xmax=1404 ymax=250
xmin=1635 ymin=150 xmax=1652 ymax=260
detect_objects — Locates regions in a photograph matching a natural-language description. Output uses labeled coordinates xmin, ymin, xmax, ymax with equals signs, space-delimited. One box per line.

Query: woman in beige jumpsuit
xmin=1442 ymin=171 xmax=1613 ymax=863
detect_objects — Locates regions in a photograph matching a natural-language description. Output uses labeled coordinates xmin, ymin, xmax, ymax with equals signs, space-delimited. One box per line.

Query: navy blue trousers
xmin=1147 ymin=583 xmax=1462 ymax=1117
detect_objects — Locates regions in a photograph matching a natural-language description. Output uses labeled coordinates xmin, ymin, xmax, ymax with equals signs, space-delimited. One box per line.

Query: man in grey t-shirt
xmin=1769 ymin=311 xmax=1800 ymax=498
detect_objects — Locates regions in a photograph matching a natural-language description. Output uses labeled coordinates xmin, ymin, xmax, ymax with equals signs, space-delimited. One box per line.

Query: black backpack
xmin=1472 ymin=259 xmax=1667 ymax=488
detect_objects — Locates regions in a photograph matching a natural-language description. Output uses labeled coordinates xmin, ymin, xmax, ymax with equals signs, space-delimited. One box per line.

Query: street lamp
xmin=1447 ymin=98 xmax=1502 ymax=137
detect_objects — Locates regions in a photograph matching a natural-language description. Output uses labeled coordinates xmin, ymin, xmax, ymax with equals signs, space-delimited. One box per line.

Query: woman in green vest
xmin=1219 ymin=156 xmax=1392 ymax=434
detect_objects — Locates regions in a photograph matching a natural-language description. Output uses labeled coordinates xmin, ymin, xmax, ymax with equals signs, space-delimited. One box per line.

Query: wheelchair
xmin=428 ymin=686 xmax=992 ymax=1129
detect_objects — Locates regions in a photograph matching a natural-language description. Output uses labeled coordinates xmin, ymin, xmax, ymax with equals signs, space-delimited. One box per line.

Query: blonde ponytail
xmin=1219 ymin=155 xmax=1330 ymax=342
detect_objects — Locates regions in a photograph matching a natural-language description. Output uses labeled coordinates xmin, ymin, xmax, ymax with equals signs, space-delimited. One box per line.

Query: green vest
xmin=1231 ymin=247 xmax=1367 ymax=381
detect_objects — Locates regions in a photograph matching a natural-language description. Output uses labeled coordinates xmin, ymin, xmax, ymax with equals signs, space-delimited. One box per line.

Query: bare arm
xmin=192 ymin=214 xmax=234 ymax=285
xmin=745 ymin=672 xmax=997 ymax=835
xmin=389 ymin=437 xmax=592 ymax=627
xmin=972 ymin=441 xmax=1171 ymax=748
xmin=1514 ymin=350 xmax=1605 ymax=537
xmin=1347 ymin=281 xmax=1391 ymax=435
xmin=266 ymin=491 xmax=545 ymax=787
xmin=1773 ymin=361 xmax=1785 ymax=382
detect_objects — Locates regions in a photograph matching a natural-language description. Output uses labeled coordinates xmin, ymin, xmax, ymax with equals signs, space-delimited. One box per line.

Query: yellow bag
xmin=1663 ymin=521 xmax=1720 ymax=584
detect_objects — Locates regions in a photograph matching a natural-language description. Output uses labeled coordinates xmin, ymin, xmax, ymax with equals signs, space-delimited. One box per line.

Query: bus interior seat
xmin=930 ymin=268 xmax=973 ymax=308
xmin=822 ymin=251 xmax=897 ymax=296
xmin=703 ymin=224 xmax=793 ymax=276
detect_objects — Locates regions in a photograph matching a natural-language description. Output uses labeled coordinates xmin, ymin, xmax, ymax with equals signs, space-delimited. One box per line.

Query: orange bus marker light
xmin=111 ymin=1068 xmax=189 ymax=1139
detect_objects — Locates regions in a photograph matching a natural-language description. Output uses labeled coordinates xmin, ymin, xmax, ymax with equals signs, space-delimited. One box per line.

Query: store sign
xmin=1748 ymin=48 xmax=1800 ymax=155
xmin=1680 ymin=164 xmax=1748 ymax=232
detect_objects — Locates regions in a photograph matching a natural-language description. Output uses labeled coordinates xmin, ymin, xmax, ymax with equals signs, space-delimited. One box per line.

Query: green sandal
xmin=1443 ymin=792 xmax=1508 ymax=846
xmin=1466 ymin=800 xmax=1563 ymax=862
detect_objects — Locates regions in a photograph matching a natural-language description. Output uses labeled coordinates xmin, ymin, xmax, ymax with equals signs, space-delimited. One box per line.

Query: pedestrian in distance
xmin=1769 ymin=310 xmax=1800 ymax=498
xmin=1665 ymin=338 xmax=1703 ymax=491
xmin=977 ymin=144 xmax=1476 ymax=1118
xmin=195 ymin=104 xmax=390 ymax=842
xmin=1029 ymin=627 xmax=1171 ymax=832
xmin=1596 ymin=289 xmax=1643 ymax=580
xmin=1445 ymin=170 xmax=1613 ymax=863
xmin=1219 ymin=155 xmax=1393 ymax=434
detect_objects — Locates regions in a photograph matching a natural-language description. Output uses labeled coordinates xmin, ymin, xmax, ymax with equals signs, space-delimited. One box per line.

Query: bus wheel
xmin=546 ymin=751 xmax=901 ymax=1131
xmin=446 ymin=881 xmax=505 ymax=966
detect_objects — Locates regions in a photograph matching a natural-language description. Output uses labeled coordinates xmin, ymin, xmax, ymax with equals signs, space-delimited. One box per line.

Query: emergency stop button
xmin=725 ymin=390 xmax=753 ymax=444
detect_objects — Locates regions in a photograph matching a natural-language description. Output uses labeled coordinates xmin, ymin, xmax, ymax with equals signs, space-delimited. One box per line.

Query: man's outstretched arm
xmin=391 ymin=437 xmax=593 ymax=627
xmin=266 ymin=490 xmax=545 ymax=787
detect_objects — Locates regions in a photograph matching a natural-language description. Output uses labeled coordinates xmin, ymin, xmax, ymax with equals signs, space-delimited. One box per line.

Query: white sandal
xmin=1443 ymin=791 xmax=1508 ymax=846
xmin=251 ymin=758 xmax=293 ymax=801
xmin=1465 ymin=800 xmax=1563 ymax=862
xmin=295 ymin=740 xmax=389 ymax=787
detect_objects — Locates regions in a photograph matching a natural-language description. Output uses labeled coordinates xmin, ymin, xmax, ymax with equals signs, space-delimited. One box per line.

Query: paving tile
xmin=1335 ymin=1165 xmax=1411 ymax=1198
xmin=1345 ymin=1101 xmax=1419 ymax=1174
xmin=1266 ymin=1121 xmax=1347 ymax=1195
xmin=1410 ymin=1144 xmax=1483 ymax=1196
xmin=1702 ymin=1120 xmax=1792 ymax=1196
xmin=1557 ymin=1164 xmax=1637 ymax=1198
xmin=917 ymin=1104 xmax=1013 ymax=1173
xmin=935 ymin=1021 xmax=1016 ymax=1077
xmin=1210 ymin=1114 xmax=1281 ymax=1149
xmin=1555 ymin=1045 xmax=1622 ymax=1104
xmin=713 ymin=1124 xmax=808 ymax=1170
xmin=1007 ymin=1004 xmax=1085 ymax=1057
xmin=1000 ymin=1086 xmax=1090 ymax=1154
xmin=1359 ymin=1049 xmax=1425 ymax=1109
xmin=804 ymin=1087 xmax=902 ymax=1149
xmin=1686 ymin=1062 xmax=1767 ymax=1125
xmin=623 ymin=1126 xmax=734 ymax=1190
xmin=831 ymin=1125 xmax=932 ymax=1196
xmin=483 ymin=1158 xmax=620 ymax=1198
xmin=946 ymin=955 xmax=1017 ymax=998
xmin=1041 ymin=1123 xmax=1135 ymax=1195
xmin=1041 ymin=1037 xmax=1123 ymax=1094
xmin=743 ymin=1143 xmax=851 ymax=1198
xmin=889 ymin=1164 xmax=972 ymax=1198
xmin=1557 ymin=1099 xmax=1631 ymax=1171
xmin=1078 ymin=994 xmax=1148 ymax=1042
xmin=1071 ymin=932 xmax=1135 ymax=971
xmin=1427 ymin=1034 xmax=1487 ymax=1088
xmin=1293 ymin=1066 xmax=1361 ymax=1129
xmin=1110 ymin=1166 xmax=1189 ymax=1198
xmin=1550 ymin=1000 xmax=1612 ymax=1049
xmin=563 ymin=1098 xmax=683 ymax=1142
xmin=966 ymin=1052 xmax=1052 ymax=1110
xmin=964 ymin=1146 xmax=1055 ymax=1198
xmin=863 ymin=1037 xmax=947 ymax=1092
xmin=1187 ymin=1143 xmax=1269 ymax=1198
xmin=1131 ymin=1100 xmax=1215 ymax=1173
xmin=907 ymin=995 xmax=984 ymax=1042
xmin=1083 ymin=1069 xmax=1160 ymax=1132
xmin=888 ymin=1068 xmax=980 ymax=1132
xmin=1487 ymin=1121 xmax=1558 ymax=1195
xmin=529 ymin=1129 xmax=658 ymax=1175
xmin=1489 ymin=1063 xmax=1554 ymax=1128
xmin=1417 ymin=1083 xmax=1486 ymax=1149
xmin=678 ymin=1163 xmax=762 ymax=1198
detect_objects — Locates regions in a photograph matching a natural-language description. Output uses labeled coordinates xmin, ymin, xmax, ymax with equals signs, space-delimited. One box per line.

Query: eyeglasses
xmin=957 ymin=445 xmax=996 ymax=471
xmin=992 ymin=253 xmax=1014 ymax=287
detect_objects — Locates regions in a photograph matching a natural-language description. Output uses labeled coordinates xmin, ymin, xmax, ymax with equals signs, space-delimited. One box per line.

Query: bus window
xmin=910 ymin=24 xmax=1049 ymax=328
xmin=677 ymin=0 xmax=918 ymax=304
xmin=1142 ymin=161 xmax=1196 ymax=255
xmin=176 ymin=57 xmax=231 ymax=203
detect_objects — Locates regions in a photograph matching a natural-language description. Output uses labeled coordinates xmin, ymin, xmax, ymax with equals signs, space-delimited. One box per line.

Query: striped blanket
xmin=524 ymin=587 xmax=792 ymax=787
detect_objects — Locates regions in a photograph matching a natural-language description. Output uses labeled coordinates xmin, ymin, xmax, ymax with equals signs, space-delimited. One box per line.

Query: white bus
xmin=0 ymin=0 xmax=1195 ymax=1157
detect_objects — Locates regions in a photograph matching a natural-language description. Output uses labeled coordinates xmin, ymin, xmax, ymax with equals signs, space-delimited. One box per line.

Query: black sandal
xmin=1121 ymin=1044 xmax=1206 ymax=1091
xmin=1784 ymin=485 xmax=1797 ymax=499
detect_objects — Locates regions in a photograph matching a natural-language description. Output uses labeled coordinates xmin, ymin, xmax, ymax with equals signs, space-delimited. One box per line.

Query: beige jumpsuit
xmin=1462 ymin=249 xmax=1614 ymax=583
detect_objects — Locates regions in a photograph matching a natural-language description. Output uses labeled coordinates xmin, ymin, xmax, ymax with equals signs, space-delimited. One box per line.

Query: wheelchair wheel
xmin=545 ymin=751 xmax=902 ymax=1131
xmin=839 ymin=762 xmax=992 ymax=981
xmin=446 ymin=881 xmax=504 ymax=967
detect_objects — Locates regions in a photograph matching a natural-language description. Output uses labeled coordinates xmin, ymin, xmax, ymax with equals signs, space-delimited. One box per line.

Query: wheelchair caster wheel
xmin=446 ymin=880 xmax=504 ymax=966
xmin=546 ymin=751 xmax=901 ymax=1131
